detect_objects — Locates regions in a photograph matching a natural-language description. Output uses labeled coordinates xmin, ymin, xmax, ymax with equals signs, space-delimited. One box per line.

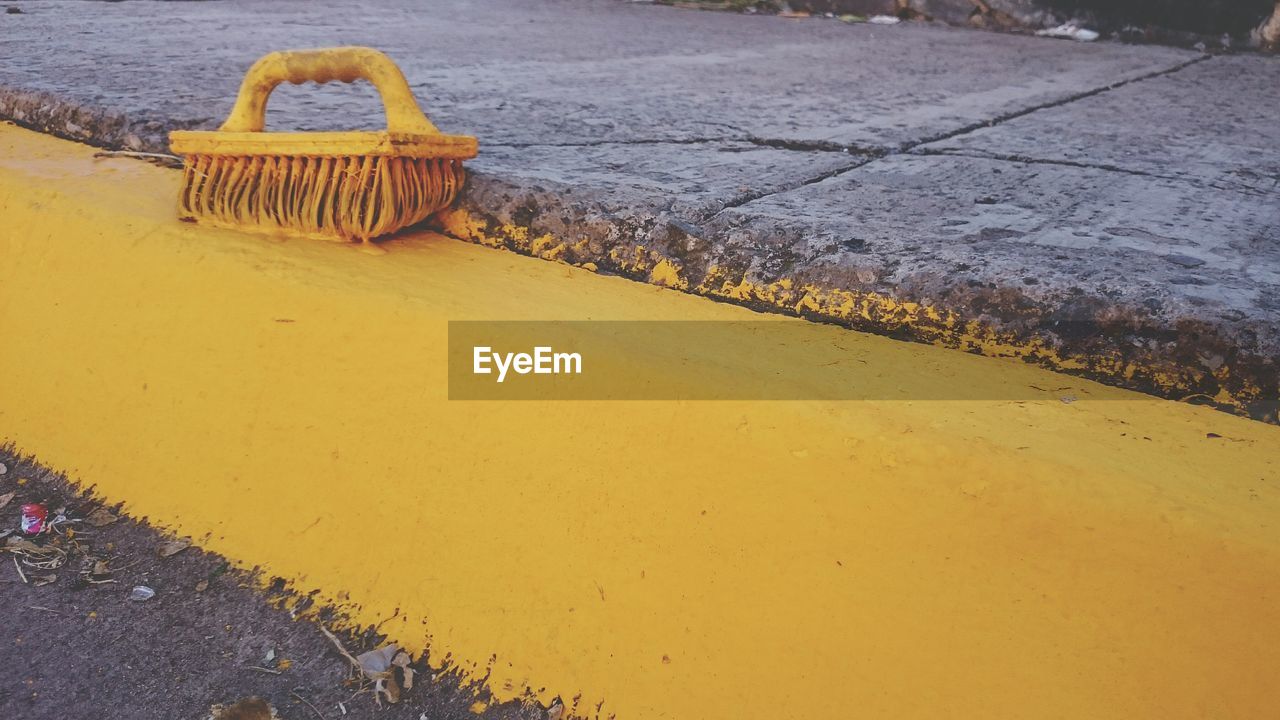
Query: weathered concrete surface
xmin=707 ymin=154 xmax=1280 ymax=404
xmin=923 ymin=54 xmax=1280 ymax=194
xmin=0 ymin=0 xmax=1195 ymax=150
xmin=0 ymin=0 xmax=1276 ymax=416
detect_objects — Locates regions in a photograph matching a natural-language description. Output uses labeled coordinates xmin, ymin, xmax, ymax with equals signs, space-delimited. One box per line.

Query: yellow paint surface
xmin=2 ymin=124 xmax=1280 ymax=719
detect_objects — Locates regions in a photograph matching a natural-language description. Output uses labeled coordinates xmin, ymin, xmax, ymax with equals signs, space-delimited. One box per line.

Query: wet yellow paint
xmin=2 ymin=124 xmax=1279 ymax=719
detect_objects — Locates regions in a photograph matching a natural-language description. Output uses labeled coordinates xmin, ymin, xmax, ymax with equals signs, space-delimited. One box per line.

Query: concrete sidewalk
xmin=1 ymin=0 xmax=1277 ymax=416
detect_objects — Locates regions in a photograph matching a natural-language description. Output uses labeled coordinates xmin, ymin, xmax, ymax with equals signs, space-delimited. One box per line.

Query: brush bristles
xmin=178 ymin=154 xmax=463 ymax=242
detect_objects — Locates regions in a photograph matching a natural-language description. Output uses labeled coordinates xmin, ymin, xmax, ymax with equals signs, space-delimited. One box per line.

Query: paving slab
xmin=2 ymin=0 xmax=1277 ymax=416
xmin=702 ymin=154 xmax=1280 ymax=407
xmin=473 ymin=142 xmax=868 ymax=221
xmin=923 ymin=54 xmax=1280 ymax=194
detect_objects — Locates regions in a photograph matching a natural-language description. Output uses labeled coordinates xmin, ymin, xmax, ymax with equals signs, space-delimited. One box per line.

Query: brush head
xmin=176 ymin=153 xmax=466 ymax=242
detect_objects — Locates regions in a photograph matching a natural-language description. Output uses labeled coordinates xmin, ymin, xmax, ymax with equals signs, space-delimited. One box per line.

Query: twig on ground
xmin=320 ymin=626 xmax=363 ymax=673
xmin=12 ymin=556 xmax=27 ymax=584
xmin=291 ymin=691 xmax=328 ymax=720
xmin=28 ymin=605 xmax=63 ymax=615
xmin=243 ymin=665 xmax=283 ymax=675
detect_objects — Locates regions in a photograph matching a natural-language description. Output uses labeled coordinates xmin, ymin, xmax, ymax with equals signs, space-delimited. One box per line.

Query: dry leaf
xmin=0 ymin=491 xmax=14 ymax=510
xmin=6 ymin=536 xmax=43 ymax=553
xmin=378 ymin=675 xmax=401 ymax=705
xmin=158 ymin=538 xmax=190 ymax=557
xmin=393 ymin=651 xmax=414 ymax=690
xmin=357 ymin=644 xmax=398 ymax=676
xmin=85 ymin=508 xmax=119 ymax=527
xmin=93 ymin=560 xmax=111 ymax=576
xmin=196 ymin=579 xmax=209 ymax=592
xmin=32 ymin=573 xmax=57 ymax=587
xmin=358 ymin=644 xmax=400 ymax=706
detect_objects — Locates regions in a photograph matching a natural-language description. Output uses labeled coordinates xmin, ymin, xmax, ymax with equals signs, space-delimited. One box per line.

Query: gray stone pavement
xmin=1 ymin=0 xmax=1277 ymax=416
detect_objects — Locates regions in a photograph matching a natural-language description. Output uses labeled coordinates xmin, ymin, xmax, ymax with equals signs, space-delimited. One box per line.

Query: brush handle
xmin=219 ymin=47 xmax=440 ymax=135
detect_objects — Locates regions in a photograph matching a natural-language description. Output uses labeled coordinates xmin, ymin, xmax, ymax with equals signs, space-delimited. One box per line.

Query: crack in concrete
xmin=712 ymin=54 xmax=1214 ymax=212
xmin=909 ymin=147 xmax=1174 ymax=179
xmin=898 ymin=54 xmax=1213 ymax=152
xmin=909 ymin=147 xmax=1275 ymax=197
xmin=486 ymin=135 xmax=883 ymax=155
xmin=742 ymin=136 xmax=868 ymax=154
xmin=485 ymin=137 xmax=734 ymax=148
xmin=699 ymin=155 xmax=877 ymax=222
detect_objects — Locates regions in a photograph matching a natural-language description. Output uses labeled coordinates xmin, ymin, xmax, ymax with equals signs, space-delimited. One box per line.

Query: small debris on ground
xmin=321 ymin=624 xmax=423 ymax=708
xmin=159 ymin=537 xmax=191 ymax=557
xmin=3 ymin=452 xmax=537 ymax=718
xmin=393 ymin=651 xmax=415 ymax=690
xmin=84 ymin=507 xmax=119 ymax=526
xmin=20 ymin=502 xmax=48 ymax=535
xmin=358 ymin=643 xmax=403 ymax=705
xmin=209 ymin=697 xmax=277 ymax=720
xmin=6 ymin=534 xmax=67 ymax=585
xmin=129 ymin=584 xmax=156 ymax=601
xmin=868 ymin=15 xmax=901 ymax=25
xmin=1036 ymin=23 xmax=1100 ymax=41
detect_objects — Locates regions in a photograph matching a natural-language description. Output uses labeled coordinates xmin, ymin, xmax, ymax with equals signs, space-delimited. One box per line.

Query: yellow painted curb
xmin=2 ymin=124 xmax=1279 ymax=719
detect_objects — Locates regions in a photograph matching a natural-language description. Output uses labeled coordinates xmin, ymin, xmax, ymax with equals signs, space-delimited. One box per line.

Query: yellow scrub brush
xmin=169 ymin=47 xmax=477 ymax=246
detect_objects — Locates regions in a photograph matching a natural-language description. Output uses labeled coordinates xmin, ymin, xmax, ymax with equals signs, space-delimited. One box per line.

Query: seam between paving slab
xmin=711 ymin=53 xmax=1214 ymax=213
xmin=894 ymin=55 xmax=1212 ymax=152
